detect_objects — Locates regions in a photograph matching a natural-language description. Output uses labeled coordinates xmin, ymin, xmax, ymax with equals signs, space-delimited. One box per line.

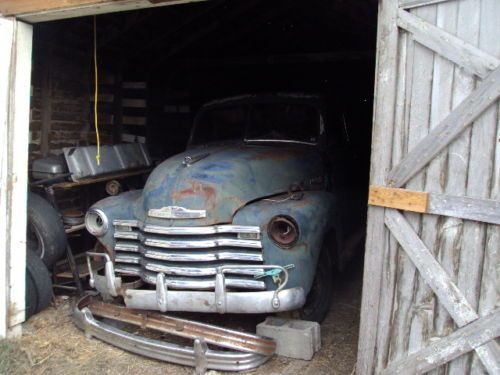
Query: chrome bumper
xmin=87 ymin=252 xmax=306 ymax=314
xmin=73 ymin=299 xmax=270 ymax=374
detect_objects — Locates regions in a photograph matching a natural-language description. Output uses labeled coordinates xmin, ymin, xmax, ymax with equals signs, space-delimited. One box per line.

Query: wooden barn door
xmin=358 ymin=0 xmax=499 ymax=374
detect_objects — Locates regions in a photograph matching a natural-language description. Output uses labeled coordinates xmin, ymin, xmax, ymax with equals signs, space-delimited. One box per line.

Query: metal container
xmin=63 ymin=143 xmax=152 ymax=181
xmin=32 ymin=155 xmax=68 ymax=180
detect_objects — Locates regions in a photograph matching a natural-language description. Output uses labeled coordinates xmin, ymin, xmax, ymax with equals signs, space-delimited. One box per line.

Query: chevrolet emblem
xmin=148 ymin=206 xmax=207 ymax=219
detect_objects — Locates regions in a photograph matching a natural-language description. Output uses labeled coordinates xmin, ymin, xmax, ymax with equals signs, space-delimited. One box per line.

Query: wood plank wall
xmin=371 ymin=0 xmax=500 ymax=373
xmin=29 ymin=42 xmax=114 ymax=163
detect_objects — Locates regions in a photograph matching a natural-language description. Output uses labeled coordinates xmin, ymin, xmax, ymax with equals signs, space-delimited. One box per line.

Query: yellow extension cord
xmin=93 ymin=15 xmax=101 ymax=165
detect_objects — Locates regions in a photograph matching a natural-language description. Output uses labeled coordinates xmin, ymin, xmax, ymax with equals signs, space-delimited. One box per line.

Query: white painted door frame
xmin=0 ymin=17 xmax=33 ymax=338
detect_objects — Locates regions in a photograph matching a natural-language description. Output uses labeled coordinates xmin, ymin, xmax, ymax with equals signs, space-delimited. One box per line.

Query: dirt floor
xmin=0 ymin=263 xmax=361 ymax=375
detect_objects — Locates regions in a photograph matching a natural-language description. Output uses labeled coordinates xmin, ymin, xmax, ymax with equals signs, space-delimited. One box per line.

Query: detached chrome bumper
xmin=87 ymin=252 xmax=306 ymax=314
xmin=73 ymin=298 xmax=271 ymax=374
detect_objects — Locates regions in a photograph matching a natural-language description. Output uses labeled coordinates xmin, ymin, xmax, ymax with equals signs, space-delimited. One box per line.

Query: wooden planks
xmin=387 ymin=65 xmax=500 ymax=188
xmin=364 ymin=0 xmax=500 ymax=374
xmin=474 ymin=0 xmax=500 ymax=372
xmin=385 ymin=209 xmax=500 ymax=374
xmin=381 ymin=309 xmax=500 ymax=375
xmin=369 ymin=186 xmax=428 ymax=213
xmin=397 ymin=9 xmax=499 ymax=79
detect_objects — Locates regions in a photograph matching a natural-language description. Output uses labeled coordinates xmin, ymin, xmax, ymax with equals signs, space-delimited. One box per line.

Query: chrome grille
xmin=113 ymin=220 xmax=265 ymax=291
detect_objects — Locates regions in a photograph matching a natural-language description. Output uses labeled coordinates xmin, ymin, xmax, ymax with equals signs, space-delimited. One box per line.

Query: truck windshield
xmin=191 ymin=102 xmax=320 ymax=146
xmin=246 ymin=103 xmax=320 ymax=144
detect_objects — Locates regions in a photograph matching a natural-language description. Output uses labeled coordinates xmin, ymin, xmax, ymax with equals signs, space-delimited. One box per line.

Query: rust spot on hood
xmin=172 ymin=180 xmax=217 ymax=208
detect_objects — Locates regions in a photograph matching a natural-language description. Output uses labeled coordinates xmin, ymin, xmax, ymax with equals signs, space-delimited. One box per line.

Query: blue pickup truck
xmin=84 ymin=93 xmax=365 ymax=323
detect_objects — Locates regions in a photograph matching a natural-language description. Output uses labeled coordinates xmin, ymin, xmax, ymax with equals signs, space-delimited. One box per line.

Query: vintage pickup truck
xmin=84 ymin=93 xmax=364 ymax=324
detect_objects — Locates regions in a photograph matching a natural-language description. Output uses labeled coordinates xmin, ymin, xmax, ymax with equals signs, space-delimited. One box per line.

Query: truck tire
xmin=27 ymin=192 xmax=67 ymax=267
xmin=25 ymin=249 xmax=53 ymax=319
xmin=297 ymin=248 xmax=333 ymax=322
xmin=279 ymin=245 xmax=334 ymax=323
xmin=25 ymin=270 xmax=38 ymax=319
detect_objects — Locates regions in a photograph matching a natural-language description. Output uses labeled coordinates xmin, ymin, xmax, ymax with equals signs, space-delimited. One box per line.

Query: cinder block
xmin=256 ymin=317 xmax=321 ymax=360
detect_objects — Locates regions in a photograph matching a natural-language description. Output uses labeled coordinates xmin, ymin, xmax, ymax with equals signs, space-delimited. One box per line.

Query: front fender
xmin=89 ymin=190 xmax=143 ymax=253
xmin=233 ymin=191 xmax=336 ymax=294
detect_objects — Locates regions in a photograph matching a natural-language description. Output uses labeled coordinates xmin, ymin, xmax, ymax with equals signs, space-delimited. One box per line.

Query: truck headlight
xmin=85 ymin=208 xmax=109 ymax=237
xmin=268 ymin=216 xmax=299 ymax=248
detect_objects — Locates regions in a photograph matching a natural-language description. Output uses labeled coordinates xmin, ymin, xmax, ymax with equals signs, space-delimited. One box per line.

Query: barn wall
xmin=28 ymin=41 xmax=115 ymax=163
xmin=360 ymin=0 xmax=499 ymax=374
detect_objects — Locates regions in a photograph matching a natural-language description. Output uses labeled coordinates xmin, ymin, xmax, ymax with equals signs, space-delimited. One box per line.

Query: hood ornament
xmin=148 ymin=206 xmax=207 ymax=219
xmin=183 ymin=152 xmax=209 ymax=166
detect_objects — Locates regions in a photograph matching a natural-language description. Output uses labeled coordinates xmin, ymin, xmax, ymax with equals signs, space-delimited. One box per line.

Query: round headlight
xmin=85 ymin=208 xmax=109 ymax=237
xmin=268 ymin=216 xmax=299 ymax=248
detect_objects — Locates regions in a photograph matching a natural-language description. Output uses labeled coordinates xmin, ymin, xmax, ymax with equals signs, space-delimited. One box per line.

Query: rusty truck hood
xmin=138 ymin=144 xmax=325 ymax=226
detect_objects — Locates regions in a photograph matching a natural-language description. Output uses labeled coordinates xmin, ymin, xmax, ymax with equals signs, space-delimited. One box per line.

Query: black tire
xmin=25 ymin=272 xmax=38 ymax=319
xmin=279 ymin=246 xmax=334 ymax=323
xmin=27 ymin=192 xmax=67 ymax=267
xmin=25 ymin=249 xmax=53 ymax=319
xmin=297 ymin=249 xmax=334 ymax=323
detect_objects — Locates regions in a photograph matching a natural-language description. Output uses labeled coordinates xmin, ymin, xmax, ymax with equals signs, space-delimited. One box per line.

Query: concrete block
xmin=256 ymin=317 xmax=321 ymax=360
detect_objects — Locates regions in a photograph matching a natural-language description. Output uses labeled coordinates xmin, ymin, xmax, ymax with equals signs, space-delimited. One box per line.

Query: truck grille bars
xmin=112 ymin=220 xmax=266 ymax=291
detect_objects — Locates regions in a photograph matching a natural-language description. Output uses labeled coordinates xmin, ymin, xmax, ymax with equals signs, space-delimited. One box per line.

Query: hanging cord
xmin=93 ymin=15 xmax=101 ymax=165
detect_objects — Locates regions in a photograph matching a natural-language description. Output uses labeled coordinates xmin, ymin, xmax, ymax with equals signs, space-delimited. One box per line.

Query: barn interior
xmin=25 ymin=0 xmax=378 ymax=371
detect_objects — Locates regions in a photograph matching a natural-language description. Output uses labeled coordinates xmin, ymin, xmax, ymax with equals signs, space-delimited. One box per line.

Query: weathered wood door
xmin=358 ymin=0 xmax=500 ymax=374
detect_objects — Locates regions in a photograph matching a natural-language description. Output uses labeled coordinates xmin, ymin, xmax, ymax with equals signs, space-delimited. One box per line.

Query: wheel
xmin=297 ymin=249 xmax=333 ymax=322
xmin=279 ymin=245 xmax=334 ymax=323
xmin=25 ymin=249 xmax=53 ymax=319
xmin=25 ymin=271 xmax=38 ymax=319
xmin=27 ymin=192 xmax=67 ymax=267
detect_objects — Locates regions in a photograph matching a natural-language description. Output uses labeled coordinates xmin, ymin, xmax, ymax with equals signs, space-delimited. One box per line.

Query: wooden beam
xmin=1 ymin=0 xmax=114 ymax=15
xmin=368 ymin=186 xmax=428 ymax=213
xmin=387 ymin=65 xmax=500 ymax=188
xmin=1 ymin=0 xmax=210 ymax=23
xmin=428 ymin=194 xmax=500 ymax=225
xmin=122 ymin=99 xmax=147 ymax=108
xmin=356 ymin=0 xmax=400 ymax=373
xmin=369 ymin=186 xmax=500 ymax=225
xmin=122 ymin=116 xmax=146 ymax=126
xmin=399 ymin=0 xmax=455 ymax=9
xmin=0 ymin=19 xmax=33 ymax=338
xmin=122 ymin=82 xmax=147 ymax=89
xmin=40 ymin=46 xmax=52 ymax=157
xmin=385 ymin=209 xmax=500 ymax=373
xmin=0 ymin=16 xmax=16 ymax=340
xmin=381 ymin=309 xmax=500 ymax=375
xmin=397 ymin=9 xmax=499 ymax=79
xmin=112 ymin=70 xmax=123 ymax=144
